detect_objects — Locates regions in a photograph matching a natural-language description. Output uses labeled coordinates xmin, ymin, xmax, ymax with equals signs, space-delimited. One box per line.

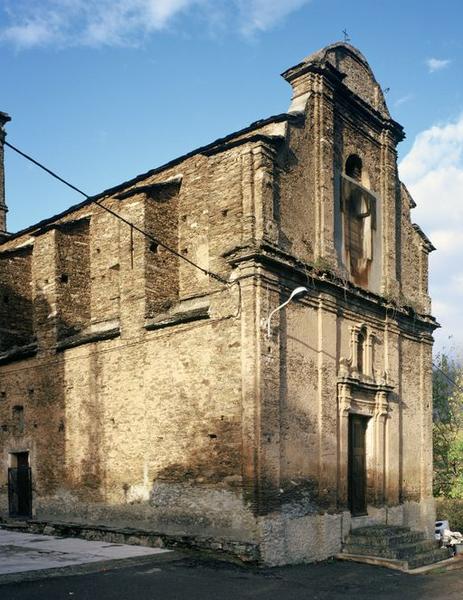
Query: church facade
xmin=0 ymin=43 xmax=436 ymax=565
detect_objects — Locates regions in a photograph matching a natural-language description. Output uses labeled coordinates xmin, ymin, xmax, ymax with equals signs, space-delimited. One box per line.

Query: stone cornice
xmin=115 ymin=176 xmax=182 ymax=201
xmin=0 ymin=341 xmax=37 ymax=365
xmin=412 ymin=224 xmax=436 ymax=252
xmin=201 ymin=134 xmax=285 ymax=158
xmin=2 ymin=112 xmax=302 ymax=245
xmin=225 ymin=243 xmax=438 ymax=333
xmin=283 ymin=59 xmax=404 ymax=143
xmin=337 ymin=377 xmax=394 ymax=394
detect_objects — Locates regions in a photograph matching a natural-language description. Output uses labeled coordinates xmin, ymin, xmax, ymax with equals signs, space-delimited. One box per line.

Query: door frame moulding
xmin=337 ymin=358 xmax=394 ymax=508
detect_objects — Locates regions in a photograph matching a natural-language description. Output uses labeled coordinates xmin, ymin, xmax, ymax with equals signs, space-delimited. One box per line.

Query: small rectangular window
xmin=12 ymin=405 xmax=25 ymax=434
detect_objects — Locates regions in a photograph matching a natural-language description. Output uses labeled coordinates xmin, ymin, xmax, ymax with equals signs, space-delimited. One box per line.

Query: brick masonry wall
xmin=0 ymin=247 xmax=33 ymax=349
xmin=56 ymin=219 xmax=91 ymax=337
xmin=0 ymin=145 xmax=258 ymax=541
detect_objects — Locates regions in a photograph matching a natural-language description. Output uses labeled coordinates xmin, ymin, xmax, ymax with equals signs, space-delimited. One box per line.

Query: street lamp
xmin=266 ymin=286 xmax=308 ymax=338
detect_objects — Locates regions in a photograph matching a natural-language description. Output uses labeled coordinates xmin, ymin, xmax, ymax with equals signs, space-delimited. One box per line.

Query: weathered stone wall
xmin=276 ymin=114 xmax=316 ymax=263
xmin=89 ymin=207 xmax=122 ymax=325
xmin=255 ymin=43 xmax=435 ymax=564
xmin=144 ymin=189 xmax=179 ymax=317
xmin=399 ymin=184 xmax=432 ymax=314
xmin=0 ymin=247 xmax=33 ymax=350
xmin=0 ymin=136 xmax=262 ymax=543
xmin=56 ymin=219 xmax=91 ymax=337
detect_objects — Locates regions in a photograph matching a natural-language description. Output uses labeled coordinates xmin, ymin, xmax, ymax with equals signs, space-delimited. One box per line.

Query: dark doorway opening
xmin=348 ymin=415 xmax=368 ymax=516
xmin=8 ymin=452 xmax=32 ymax=518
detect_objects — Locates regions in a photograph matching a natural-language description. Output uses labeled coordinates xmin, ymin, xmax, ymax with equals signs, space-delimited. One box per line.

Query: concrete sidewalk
xmin=0 ymin=529 xmax=170 ymax=577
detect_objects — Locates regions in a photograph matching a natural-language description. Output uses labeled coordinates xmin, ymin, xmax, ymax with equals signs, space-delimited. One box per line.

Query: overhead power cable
xmin=432 ymin=361 xmax=463 ymax=394
xmin=4 ymin=140 xmax=228 ymax=285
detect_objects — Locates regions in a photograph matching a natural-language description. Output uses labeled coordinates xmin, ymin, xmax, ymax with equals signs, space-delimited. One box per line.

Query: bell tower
xmin=0 ymin=111 xmax=11 ymax=238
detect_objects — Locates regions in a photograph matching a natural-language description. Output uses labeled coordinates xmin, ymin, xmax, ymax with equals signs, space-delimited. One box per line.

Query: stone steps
xmin=349 ymin=531 xmax=425 ymax=547
xmin=344 ymin=538 xmax=438 ymax=560
xmin=340 ymin=525 xmax=452 ymax=571
xmin=407 ymin=548 xmax=451 ymax=570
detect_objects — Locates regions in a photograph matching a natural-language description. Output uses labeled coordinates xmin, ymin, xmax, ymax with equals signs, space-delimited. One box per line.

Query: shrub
xmin=436 ymin=497 xmax=463 ymax=533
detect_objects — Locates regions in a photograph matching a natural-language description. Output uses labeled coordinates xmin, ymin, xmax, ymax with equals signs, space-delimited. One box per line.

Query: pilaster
xmin=380 ymin=129 xmax=400 ymax=297
xmin=337 ymin=381 xmax=352 ymax=507
xmin=372 ymin=390 xmax=389 ymax=505
xmin=240 ymin=141 xmax=280 ymax=249
xmin=118 ymin=197 xmax=146 ymax=337
xmin=420 ymin=340 xmax=433 ymax=499
xmin=32 ymin=230 xmax=58 ymax=353
xmin=317 ymin=295 xmax=338 ymax=507
xmin=312 ymin=75 xmax=337 ymax=266
xmin=384 ymin=320 xmax=401 ymax=505
xmin=239 ymin=263 xmax=265 ymax=513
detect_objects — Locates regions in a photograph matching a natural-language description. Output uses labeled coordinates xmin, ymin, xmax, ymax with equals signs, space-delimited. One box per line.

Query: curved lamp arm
xmin=266 ymin=286 xmax=308 ymax=338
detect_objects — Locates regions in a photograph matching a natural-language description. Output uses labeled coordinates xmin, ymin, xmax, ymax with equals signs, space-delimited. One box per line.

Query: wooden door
xmin=8 ymin=452 xmax=32 ymax=518
xmin=348 ymin=415 xmax=368 ymax=516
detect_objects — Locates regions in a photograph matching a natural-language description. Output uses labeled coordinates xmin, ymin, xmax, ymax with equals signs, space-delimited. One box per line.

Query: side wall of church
xmin=0 ymin=142 xmax=268 ymax=544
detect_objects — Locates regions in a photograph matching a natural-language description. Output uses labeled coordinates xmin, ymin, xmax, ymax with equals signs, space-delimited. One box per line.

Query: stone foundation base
xmin=0 ymin=518 xmax=260 ymax=563
xmin=0 ymin=492 xmax=436 ymax=566
xmin=257 ymin=499 xmax=436 ymax=566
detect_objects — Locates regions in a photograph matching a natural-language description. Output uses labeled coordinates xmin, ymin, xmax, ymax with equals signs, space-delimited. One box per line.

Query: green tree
xmin=433 ymin=353 xmax=463 ymax=498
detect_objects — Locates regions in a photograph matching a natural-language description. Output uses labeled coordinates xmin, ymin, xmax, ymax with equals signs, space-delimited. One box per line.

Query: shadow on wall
xmin=152 ymin=416 xmax=242 ymax=486
xmin=276 ymin=291 xmax=419 ymax=516
xmin=0 ymin=281 xmax=107 ymax=516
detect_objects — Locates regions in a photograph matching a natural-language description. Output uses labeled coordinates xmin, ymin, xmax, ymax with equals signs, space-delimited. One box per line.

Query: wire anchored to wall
xmin=4 ymin=140 xmax=228 ymax=285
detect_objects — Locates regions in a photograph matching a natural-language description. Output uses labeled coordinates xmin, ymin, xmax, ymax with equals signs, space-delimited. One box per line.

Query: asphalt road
xmin=2 ymin=552 xmax=463 ymax=600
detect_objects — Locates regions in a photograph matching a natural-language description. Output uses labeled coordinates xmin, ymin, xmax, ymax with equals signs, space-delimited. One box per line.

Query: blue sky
xmin=0 ymin=0 xmax=462 ymax=350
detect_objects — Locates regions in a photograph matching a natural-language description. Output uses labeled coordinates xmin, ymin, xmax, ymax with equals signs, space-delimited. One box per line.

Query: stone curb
xmin=0 ymin=519 xmax=260 ymax=564
xmin=336 ymin=553 xmax=463 ymax=575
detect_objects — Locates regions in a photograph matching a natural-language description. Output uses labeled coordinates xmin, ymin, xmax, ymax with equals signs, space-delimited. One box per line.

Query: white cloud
xmin=237 ymin=0 xmax=311 ymax=36
xmin=0 ymin=1 xmax=206 ymax=48
xmin=399 ymin=114 xmax=463 ymax=350
xmin=394 ymin=93 xmax=413 ymax=107
xmin=1 ymin=20 xmax=58 ymax=48
xmin=426 ymin=57 xmax=451 ymax=73
xmin=0 ymin=0 xmax=311 ymax=48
